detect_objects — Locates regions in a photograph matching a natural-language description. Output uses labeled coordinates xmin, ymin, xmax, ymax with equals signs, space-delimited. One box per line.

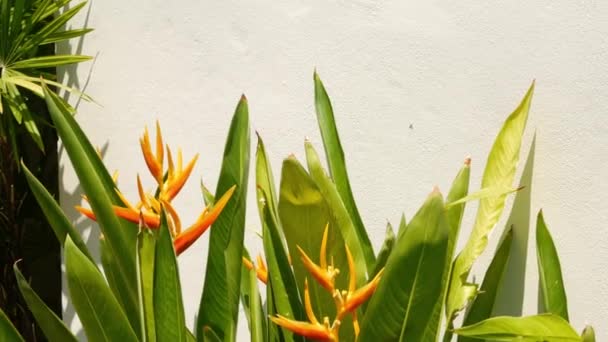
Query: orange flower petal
xmin=344 ymin=243 xmax=356 ymax=294
xmin=297 ymin=245 xmax=334 ymax=293
xmin=140 ymin=127 xmax=162 ymax=183
xmin=270 ymin=315 xmax=334 ymax=341
xmin=75 ymin=206 xmax=96 ymax=221
xmin=112 ymin=206 xmax=160 ymax=228
xmin=173 ymin=185 xmax=235 ymax=255
xmin=342 ymin=268 xmax=384 ymax=313
xmin=304 ymin=279 xmax=319 ymax=325
xmin=164 ymin=154 xmax=199 ymax=201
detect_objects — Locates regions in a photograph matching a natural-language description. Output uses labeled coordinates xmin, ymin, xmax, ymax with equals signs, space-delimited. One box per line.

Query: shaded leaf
xmin=360 ymin=189 xmax=449 ymax=341
xmin=14 ymin=264 xmax=77 ymax=342
xmin=459 ymin=228 xmax=514 ymax=342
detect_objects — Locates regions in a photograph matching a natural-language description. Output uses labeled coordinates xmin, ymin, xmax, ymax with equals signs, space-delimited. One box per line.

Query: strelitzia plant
xmin=241 ymin=72 xmax=596 ymax=341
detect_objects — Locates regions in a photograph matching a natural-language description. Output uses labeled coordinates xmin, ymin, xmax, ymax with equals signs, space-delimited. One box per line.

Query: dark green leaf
xmin=459 ymin=228 xmax=514 ymax=342
xmin=197 ymin=95 xmax=250 ymax=341
xmin=14 ymin=264 xmax=77 ymax=342
xmin=41 ymin=28 xmax=94 ymax=45
xmin=313 ymin=72 xmax=375 ymax=270
xmin=22 ymin=162 xmax=93 ymax=261
xmin=370 ymin=222 xmax=395 ymax=279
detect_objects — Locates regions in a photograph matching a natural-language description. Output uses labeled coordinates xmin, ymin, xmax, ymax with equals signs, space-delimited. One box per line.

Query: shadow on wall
xmin=492 ymin=134 xmax=536 ymax=316
xmin=56 ymin=1 xmax=97 ymax=340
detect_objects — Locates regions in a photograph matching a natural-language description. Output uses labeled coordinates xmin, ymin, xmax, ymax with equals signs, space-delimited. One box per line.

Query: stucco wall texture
xmin=59 ymin=1 xmax=608 ymax=340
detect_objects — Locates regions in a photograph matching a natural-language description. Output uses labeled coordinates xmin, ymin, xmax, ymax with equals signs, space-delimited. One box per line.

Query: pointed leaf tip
xmin=464 ymin=156 xmax=471 ymax=166
xmin=240 ymin=94 xmax=247 ymax=102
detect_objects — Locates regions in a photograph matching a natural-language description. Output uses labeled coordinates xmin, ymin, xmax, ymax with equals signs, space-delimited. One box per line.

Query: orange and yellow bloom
xmin=269 ymin=224 xmax=384 ymax=341
xmin=76 ymin=121 xmax=234 ymax=255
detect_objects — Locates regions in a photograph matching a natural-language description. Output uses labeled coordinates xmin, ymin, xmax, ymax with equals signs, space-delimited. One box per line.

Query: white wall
xmin=59 ymin=0 xmax=608 ymax=340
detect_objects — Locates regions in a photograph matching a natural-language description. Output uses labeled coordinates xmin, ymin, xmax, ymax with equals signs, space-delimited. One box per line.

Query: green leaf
xmin=240 ymin=249 xmax=265 ymax=342
xmin=202 ymin=327 xmax=222 ymax=342
xmin=313 ymin=72 xmax=375 ymax=270
xmin=43 ymin=83 xmax=140 ymax=335
xmin=0 ymin=308 xmax=24 ymax=342
xmin=255 ymin=133 xmax=279 ymax=218
xmin=200 ymin=180 xmax=215 ymax=207
xmin=305 ymin=141 xmax=368 ymax=286
xmin=536 ymin=210 xmax=569 ymax=320
xmin=447 ymin=82 xmax=534 ymax=319
xmin=8 ymin=2 xmax=88 ymax=62
xmin=153 ymin=210 xmax=185 ymax=342
xmin=197 ymin=95 xmax=250 ymax=341
xmin=9 ymin=55 xmax=92 ymax=69
xmin=370 ymin=222 xmax=395 ymax=279
xmin=22 ymin=162 xmax=93 ymax=261
xmin=7 ymin=73 xmax=95 ymax=102
xmin=445 ymin=184 xmax=518 ymax=208
xmin=259 ymin=190 xmax=304 ymax=342
xmin=581 ymin=325 xmax=596 ymax=342
xmin=41 ymin=28 xmax=94 ymax=45
xmin=428 ymin=160 xmax=470 ymax=342
xmin=454 ymin=314 xmax=581 ymax=341
xmin=14 ymin=264 xmax=77 ymax=342
xmin=360 ymin=188 xmax=449 ymax=341
xmin=64 ymin=237 xmax=138 ymax=342
xmin=278 ymin=156 xmax=348 ymax=320
xmin=459 ymin=228 xmax=514 ymax=342
xmin=137 ymin=228 xmax=157 ymax=342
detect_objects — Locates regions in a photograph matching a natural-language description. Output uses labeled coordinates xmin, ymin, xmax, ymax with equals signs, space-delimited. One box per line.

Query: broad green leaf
xmin=459 ymin=228 xmax=514 ymax=342
xmin=43 ymin=84 xmax=140 ymax=335
xmin=14 ymin=264 xmax=77 ymax=342
xmin=581 ymin=325 xmax=595 ymax=342
xmin=197 ymin=96 xmax=250 ymax=341
xmin=536 ymin=210 xmax=569 ymax=320
xmin=259 ymin=190 xmax=304 ymax=342
xmin=313 ymin=72 xmax=375 ymax=270
xmin=305 ymin=141 xmax=368 ymax=287
xmin=154 ymin=210 xmax=185 ymax=342
xmin=428 ymin=160 xmax=470 ymax=342
xmin=447 ymin=83 xmax=534 ymax=319
xmin=454 ymin=314 xmax=581 ymax=341
xmin=360 ymin=188 xmax=449 ymax=341
xmin=9 ymin=55 xmax=92 ymax=69
xmin=370 ymin=222 xmax=395 ymax=279
xmin=278 ymin=156 xmax=354 ymax=340
xmin=22 ymin=162 xmax=93 ymax=261
xmin=137 ymin=228 xmax=157 ymax=342
xmin=0 ymin=308 xmax=24 ymax=342
xmin=64 ymin=237 xmax=138 ymax=342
